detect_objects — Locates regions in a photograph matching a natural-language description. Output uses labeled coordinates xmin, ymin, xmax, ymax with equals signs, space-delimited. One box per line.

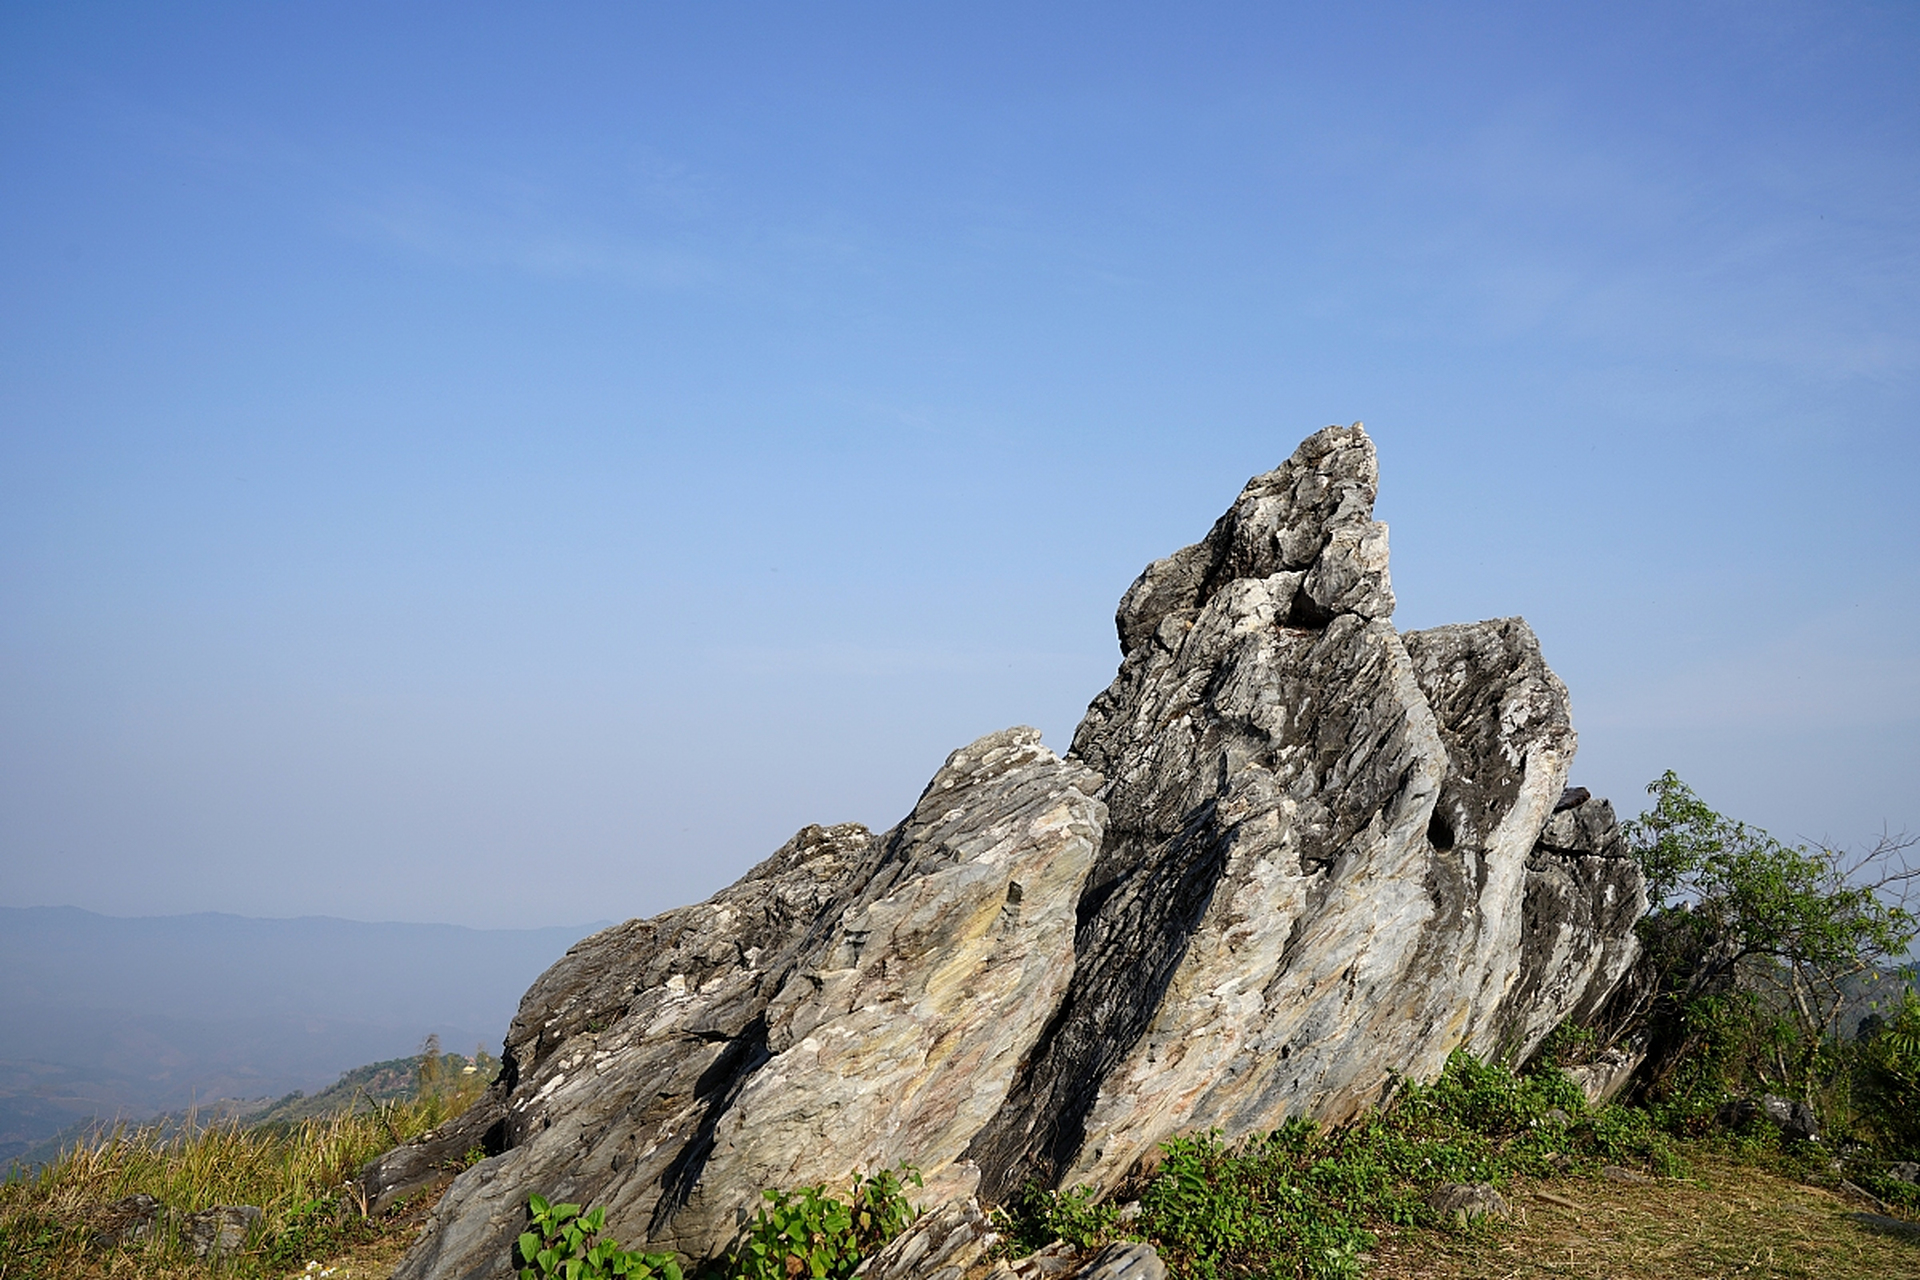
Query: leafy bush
xmin=256 ymin=1194 xmax=389 ymax=1274
xmin=989 ymin=1053 xmax=1671 ymax=1280
xmin=994 ymin=1183 xmax=1122 ymax=1256
xmin=1576 ymin=1106 xmax=1685 ymax=1177
xmin=517 ymin=1194 xmax=680 ymax=1280
xmin=1625 ymin=772 xmax=1917 ymax=1114
xmin=1857 ymin=989 xmax=1920 ymax=1157
xmin=726 ymin=1166 xmax=921 ymax=1280
xmin=1139 ymin=1128 xmax=1372 ymax=1280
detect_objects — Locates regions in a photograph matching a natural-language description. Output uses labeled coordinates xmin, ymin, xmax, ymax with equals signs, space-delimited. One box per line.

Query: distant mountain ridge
xmin=0 ymin=907 xmax=608 ymax=1168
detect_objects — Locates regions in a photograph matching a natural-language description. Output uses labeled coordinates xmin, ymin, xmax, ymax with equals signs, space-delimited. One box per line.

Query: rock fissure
xmin=366 ymin=424 xmax=1647 ymax=1279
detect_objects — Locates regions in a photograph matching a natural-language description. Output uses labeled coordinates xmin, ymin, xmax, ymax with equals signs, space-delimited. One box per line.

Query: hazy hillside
xmin=0 ymin=908 xmax=607 ymax=1167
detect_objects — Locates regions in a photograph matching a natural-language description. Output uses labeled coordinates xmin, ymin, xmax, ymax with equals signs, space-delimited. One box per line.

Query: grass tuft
xmin=0 ymin=1047 xmax=491 ymax=1279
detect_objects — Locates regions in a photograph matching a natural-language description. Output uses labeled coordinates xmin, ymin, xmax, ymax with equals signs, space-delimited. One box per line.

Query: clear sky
xmin=2 ymin=2 xmax=1915 ymax=928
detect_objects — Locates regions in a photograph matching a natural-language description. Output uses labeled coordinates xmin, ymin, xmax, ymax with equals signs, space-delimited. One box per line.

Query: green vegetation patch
xmin=998 ymin=1051 xmax=1682 ymax=1280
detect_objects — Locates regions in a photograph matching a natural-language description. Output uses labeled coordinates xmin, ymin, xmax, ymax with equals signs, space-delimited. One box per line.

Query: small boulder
xmin=1073 ymin=1242 xmax=1166 ymax=1280
xmin=1013 ymin=1241 xmax=1085 ymax=1277
xmin=852 ymin=1198 xmax=997 ymax=1280
xmin=1889 ymin=1161 xmax=1919 ymax=1184
xmin=1850 ymin=1212 xmax=1920 ymax=1240
xmin=1715 ymin=1095 xmax=1820 ymax=1143
xmin=84 ymin=1193 xmax=163 ymax=1250
xmin=1563 ymin=1042 xmax=1645 ymax=1107
xmin=183 ymin=1205 xmax=261 ymax=1259
xmin=1762 ymin=1094 xmax=1821 ymax=1143
xmin=1426 ymin=1183 xmax=1508 ymax=1224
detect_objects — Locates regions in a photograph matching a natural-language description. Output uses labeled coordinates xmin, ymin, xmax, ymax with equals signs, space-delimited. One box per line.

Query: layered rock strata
xmin=368 ymin=423 xmax=1645 ymax=1279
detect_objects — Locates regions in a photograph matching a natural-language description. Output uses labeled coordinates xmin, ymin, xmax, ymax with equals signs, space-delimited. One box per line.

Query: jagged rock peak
xmin=1116 ymin=422 xmax=1392 ymax=656
xmin=365 ymin=425 xmax=1646 ymax=1280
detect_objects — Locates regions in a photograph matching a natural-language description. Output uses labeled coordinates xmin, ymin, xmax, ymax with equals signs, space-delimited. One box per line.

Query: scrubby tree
xmin=1622 ymin=772 xmax=1917 ymax=1108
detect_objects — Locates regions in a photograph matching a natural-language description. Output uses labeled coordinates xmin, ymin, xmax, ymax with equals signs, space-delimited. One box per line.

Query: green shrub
xmin=990 ymin=1051 xmax=1690 ymax=1280
xmin=1856 ymin=989 xmax=1920 ymax=1157
xmin=1624 ymin=772 xmax=1917 ymax=1132
xmin=1577 ymin=1106 xmax=1685 ymax=1178
xmin=256 ymin=1194 xmax=388 ymax=1274
xmin=994 ymin=1183 xmax=1121 ymax=1256
xmin=726 ymin=1166 xmax=921 ymax=1280
xmin=1136 ymin=1127 xmax=1373 ymax=1280
xmin=517 ymin=1194 xmax=681 ymax=1280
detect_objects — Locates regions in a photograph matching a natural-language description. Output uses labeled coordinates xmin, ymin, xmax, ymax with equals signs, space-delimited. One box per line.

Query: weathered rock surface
xmin=1563 ymin=1039 xmax=1647 ymax=1106
xmin=375 ymin=728 xmax=1102 ymax=1272
xmin=183 ymin=1205 xmax=261 ymax=1259
xmin=82 ymin=1194 xmax=164 ymax=1250
xmin=1070 ymin=1243 xmax=1167 ymax=1280
xmin=1426 ymin=1182 xmax=1509 ymax=1223
xmin=1713 ymin=1094 xmax=1822 ymax=1144
xmin=979 ymin=1241 xmax=1170 ymax=1280
xmin=370 ymin=423 xmax=1646 ymax=1279
xmin=1483 ymin=791 xmax=1647 ymax=1062
xmin=851 ymin=1197 xmax=998 ymax=1280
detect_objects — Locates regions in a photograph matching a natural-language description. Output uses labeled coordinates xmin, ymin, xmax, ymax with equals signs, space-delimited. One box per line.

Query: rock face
xmin=368 ymin=424 xmax=1646 ymax=1279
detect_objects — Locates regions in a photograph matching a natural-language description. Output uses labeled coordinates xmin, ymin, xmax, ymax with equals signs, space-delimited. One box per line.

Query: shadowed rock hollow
xmin=365 ymin=424 xmax=1647 ymax=1279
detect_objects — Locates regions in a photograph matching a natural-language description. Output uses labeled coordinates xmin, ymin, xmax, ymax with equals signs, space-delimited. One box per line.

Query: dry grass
xmin=0 ymin=1075 xmax=486 ymax=1280
xmin=1369 ymin=1151 xmax=1920 ymax=1279
xmin=0 ymin=1202 xmax=425 ymax=1280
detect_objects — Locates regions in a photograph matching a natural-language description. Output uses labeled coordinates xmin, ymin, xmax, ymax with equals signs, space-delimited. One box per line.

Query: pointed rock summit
xmin=367 ymin=424 xmax=1646 ymax=1279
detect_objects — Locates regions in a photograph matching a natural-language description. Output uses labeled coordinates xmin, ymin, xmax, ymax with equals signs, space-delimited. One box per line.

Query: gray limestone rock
xmin=1847 ymin=1211 xmax=1920 ymax=1240
xmin=83 ymin=1193 xmax=164 ymax=1250
xmin=379 ymin=728 xmax=1103 ymax=1276
xmin=1426 ymin=1182 xmax=1509 ymax=1223
xmin=183 ymin=1205 xmax=262 ymax=1259
xmin=995 ymin=1240 xmax=1085 ymax=1278
xmin=968 ymin=431 xmax=1625 ymax=1197
xmin=1762 ymin=1094 xmax=1821 ymax=1143
xmin=851 ymin=1197 xmax=998 ymax=1280
xmin=1481 ymin=791 xmax=1647 ymax=1060
xmin=1072 ymin=1242 xmax=1167 ymax=1280
xmin=1563 ymin=1040 xmax=1647 ymax=1106
xmin=81 ymin=1195 xmax=260 ymax=1259
xmin=371 ymin=423 xmax=1645 ymax=1279
xmin=1715 ymin=1094 xmax=1821 ymax=1144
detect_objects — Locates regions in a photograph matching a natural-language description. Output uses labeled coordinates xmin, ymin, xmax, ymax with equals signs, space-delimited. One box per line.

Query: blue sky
xmin=2 ymin=2 xmax=1915 ymax=928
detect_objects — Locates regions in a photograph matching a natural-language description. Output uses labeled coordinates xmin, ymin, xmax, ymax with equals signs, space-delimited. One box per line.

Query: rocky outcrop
xmin=373 ymin=729 xmax=1103 ymax=1271
xmin=1487 ymin=792 xmax=1648 ymax=1060
xmin=368 ymin=423 xmax=1645 ymax=1279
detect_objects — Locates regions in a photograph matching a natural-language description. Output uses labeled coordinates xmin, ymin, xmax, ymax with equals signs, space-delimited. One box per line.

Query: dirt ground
xmin=1368 ymin=1154 xmax=1920 ymax=1280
